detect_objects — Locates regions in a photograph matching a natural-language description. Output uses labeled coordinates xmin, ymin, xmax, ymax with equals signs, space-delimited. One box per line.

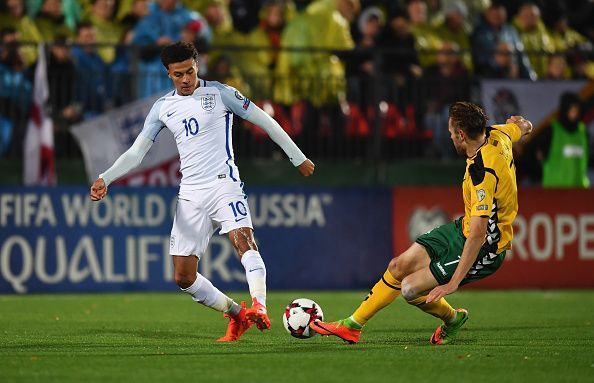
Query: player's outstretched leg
xmin=310 ymin=269 xmax=402 ymax=344
xmin=240 ymin=249 xmax=271 ymax=330
xmin=429 ymin=308 xmax=469 ymax=345
xmin=179 ymin=271 xmax=252 ymax=342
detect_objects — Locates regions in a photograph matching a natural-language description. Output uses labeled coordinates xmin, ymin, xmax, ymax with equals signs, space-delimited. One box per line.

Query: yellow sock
xmin=351 ymin=269 xmax=401 ymax=326
xmin=406 ymin=295 xmax=456 ymax=323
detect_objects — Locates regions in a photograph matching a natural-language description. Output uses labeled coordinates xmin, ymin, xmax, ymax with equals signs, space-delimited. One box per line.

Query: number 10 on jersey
xmin=184 ymin=118 xmax=199 ymax=136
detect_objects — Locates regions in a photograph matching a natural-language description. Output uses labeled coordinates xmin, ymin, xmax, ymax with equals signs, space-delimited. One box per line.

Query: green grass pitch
xmin=1 ymin=291 xmax=593 ymax=383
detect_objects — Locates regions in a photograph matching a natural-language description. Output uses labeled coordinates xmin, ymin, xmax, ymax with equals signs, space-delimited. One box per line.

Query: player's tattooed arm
xmin=506 ymin=115 xmax=533 ymax=136
xmin=228 ymin=227 xmax=258 ymax=257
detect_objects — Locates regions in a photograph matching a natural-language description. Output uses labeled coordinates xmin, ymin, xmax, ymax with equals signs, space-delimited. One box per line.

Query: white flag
xmin=23 ymin=43 xmax=56 ymax=185
xmin=70 ymin=96 xmax=179 ymax=186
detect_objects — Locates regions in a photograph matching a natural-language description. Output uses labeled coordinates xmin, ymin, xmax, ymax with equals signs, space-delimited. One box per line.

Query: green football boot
xmin=430 ymin=308 xmax=469 ymax=345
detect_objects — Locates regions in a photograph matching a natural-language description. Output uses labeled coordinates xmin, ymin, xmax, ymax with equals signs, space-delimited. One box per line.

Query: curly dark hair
xmin=160 ymin=41 xmax=198 ymax=69
xmin=449 ymin=102 xmax=489 ymax=140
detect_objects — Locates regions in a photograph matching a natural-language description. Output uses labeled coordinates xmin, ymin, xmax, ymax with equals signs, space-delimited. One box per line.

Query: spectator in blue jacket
xmin=471 ymin=2 xmax=537 ymax=80
xmin=132 ymin=0 xmax=211 ymax=97
xmin=0 ymin=27 xmax=32 ymax=157
xmin=70 ymin=22 xmax=109 ymax=118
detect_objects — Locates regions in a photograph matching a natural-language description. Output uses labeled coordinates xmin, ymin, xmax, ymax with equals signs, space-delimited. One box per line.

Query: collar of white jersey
xmin=171 ymin=79 xmax=207 ymax=97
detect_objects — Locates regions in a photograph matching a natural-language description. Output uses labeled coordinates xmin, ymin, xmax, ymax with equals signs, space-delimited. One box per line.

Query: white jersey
xmin=140 ymin=79 xmax=255 ymax=188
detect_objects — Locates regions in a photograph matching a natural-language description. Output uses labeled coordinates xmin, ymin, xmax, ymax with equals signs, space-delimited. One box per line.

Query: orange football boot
xmin=310 ymin=320 xmax=361 ymax=344
xmin=244 ymin=298 xmax=271 ymax=331
xmin=217 ymin=301 xmax=252 ymax=342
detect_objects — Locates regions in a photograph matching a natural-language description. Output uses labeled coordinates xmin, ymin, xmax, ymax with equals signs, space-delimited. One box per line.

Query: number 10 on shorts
xmin=229 ymin=201 xmax=248 ymax=221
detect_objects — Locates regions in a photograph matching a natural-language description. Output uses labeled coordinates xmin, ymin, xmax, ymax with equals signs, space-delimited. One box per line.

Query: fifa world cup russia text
xmin=0 ymin=191 xmax=333 ymax=293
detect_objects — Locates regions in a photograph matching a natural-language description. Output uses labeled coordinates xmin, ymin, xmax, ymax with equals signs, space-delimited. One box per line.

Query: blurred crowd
xmin=0 ymin=0 xmax=593 ymax=166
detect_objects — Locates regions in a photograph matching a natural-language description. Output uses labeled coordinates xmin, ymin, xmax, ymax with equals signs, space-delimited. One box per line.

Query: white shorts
xmin=170 ymin=181 xmax=254 ymax=258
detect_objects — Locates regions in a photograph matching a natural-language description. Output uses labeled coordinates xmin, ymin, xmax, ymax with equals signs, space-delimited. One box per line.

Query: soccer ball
xmin=282 ymin=298 xmax=324 ymax=339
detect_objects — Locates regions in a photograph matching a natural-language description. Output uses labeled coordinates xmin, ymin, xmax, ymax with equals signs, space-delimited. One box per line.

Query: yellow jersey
xmin=462 ymin=123 xmax=522 ymax=253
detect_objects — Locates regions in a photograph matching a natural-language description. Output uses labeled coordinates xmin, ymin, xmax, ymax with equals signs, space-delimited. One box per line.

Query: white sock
xmin=241 ymin=250 xmax=267 ymax=307
xmin=181 ymin=273 xmax=235 ymax=313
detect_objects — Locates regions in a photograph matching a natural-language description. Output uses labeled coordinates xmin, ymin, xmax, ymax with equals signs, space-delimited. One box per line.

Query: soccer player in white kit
xmin=89 ymin=42 xmax=315 ymax=341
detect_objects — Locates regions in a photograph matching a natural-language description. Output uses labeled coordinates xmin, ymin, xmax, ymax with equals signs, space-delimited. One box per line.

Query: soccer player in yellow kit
xmin=312 ymin=102 xmax=533 ymax=344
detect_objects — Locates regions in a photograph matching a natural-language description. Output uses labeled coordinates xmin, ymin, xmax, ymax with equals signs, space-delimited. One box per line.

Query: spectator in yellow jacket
xmin=34 ymin=0 xmax=76 ymax=42
xmin=117 ymin=0 xmax=150 ymax=31
xmin=275 ymin=0 xmax=357 ymax=106
xmin=201 ymin=0 xmax=246 ymax=75
xmin=433 ymin=0 xmax=473 ymax=73
xmin=242 ymin=1 xmax=290 ymax=100
xmin=545 ymin=5 xmax=594 ymax=79
xmin=512 ymin=2 xmax=554 ymax=78
xmin=407 ymin=0 xmax=443 ymax=68
xmin=0 ymin=0 xmax=42 ymax=67
xmin=86 ymin=0 xmax=125 ymax=65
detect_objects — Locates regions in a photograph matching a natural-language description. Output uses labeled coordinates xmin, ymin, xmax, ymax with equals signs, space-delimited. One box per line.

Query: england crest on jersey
xmin=201 ymin=94 xmax=216 ymax=112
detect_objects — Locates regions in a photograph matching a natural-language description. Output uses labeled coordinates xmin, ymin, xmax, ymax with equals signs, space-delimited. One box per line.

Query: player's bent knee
xmin=388 ymin=257 xmax=407 ymax=281
xmin=400 ymin=279 xmax=418 ymax=301
xmin=174 ymin=273 xmax=196 ymax=289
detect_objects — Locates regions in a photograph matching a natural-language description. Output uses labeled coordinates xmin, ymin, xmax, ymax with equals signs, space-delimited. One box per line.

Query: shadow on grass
xmin=84 ymin=328 xmax=207 ymax=340
xmin=1 ymin=342 xmax=362 ymax=358
xmin=466 ymin=324 xmax=587 ymax=331
xmin=5 ymin=322 xmax=586 ymax=356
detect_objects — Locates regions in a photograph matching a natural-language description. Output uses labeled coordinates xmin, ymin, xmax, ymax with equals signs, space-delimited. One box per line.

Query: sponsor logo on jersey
xmin=234 ymin=90 xmax=244 ymax=100
xmin=166 ymin=110 xmax=176 ymax=117
xmin=477 ymin=189 xmax=486 ymax=202
xmin=242 ymin=98 xmax=251 ymax=110
xmin=201 ymin=94 xmax=216 ymax=111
